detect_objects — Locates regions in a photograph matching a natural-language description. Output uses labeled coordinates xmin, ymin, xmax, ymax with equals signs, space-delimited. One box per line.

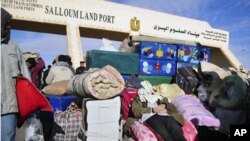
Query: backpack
xmin=176 ymin=66 xmax=199 ymax=94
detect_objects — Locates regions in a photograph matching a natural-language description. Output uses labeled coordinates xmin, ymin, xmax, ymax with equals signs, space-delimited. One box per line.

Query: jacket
xmin=46 ymin=62 xmax=74 ymax=84
xmin=31 ymin=57 xmax=45 ymax=88
xmin=1 ymin=40 xmax=31 ymax=115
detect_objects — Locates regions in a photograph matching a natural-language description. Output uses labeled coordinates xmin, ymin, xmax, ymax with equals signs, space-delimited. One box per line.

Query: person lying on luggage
xmin=124 ymin=81 xmax=186 ymax=141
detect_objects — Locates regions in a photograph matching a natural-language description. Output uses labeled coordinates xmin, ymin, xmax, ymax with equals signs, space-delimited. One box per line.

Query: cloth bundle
xmin=138 ymin=81 xmax=163 ymax=103
xmin=153 ymin=83 xmax=185 ymax=101
xmin=130 ymin=121 xmax=157 ymax=141
xmin=16 ymin=76 xmax=53 ymax=127
xmin=68 ymin=65 xmax=125 ymax=99
xmin=42 ymin=80 xmax=70 ymax=95
xmin=173 ymin=95 xmax=220 ymax=127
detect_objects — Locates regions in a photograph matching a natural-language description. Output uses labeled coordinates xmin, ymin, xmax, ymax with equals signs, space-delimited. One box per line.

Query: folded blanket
xmin=68 ymin=65 xmax=125 ymax=99
xmin=173 ymin=95 xmax=220 ymax=127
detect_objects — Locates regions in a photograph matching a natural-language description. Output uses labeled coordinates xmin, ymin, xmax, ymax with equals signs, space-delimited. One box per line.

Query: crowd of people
xmin=23 ymin=53 xmax=86 ymax=90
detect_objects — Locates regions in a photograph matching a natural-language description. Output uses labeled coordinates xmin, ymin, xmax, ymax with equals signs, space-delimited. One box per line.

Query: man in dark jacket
xmin=75 ymin=61 xmax=86 ymax=74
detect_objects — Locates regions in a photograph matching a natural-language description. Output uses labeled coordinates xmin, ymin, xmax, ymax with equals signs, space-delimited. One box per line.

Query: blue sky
xmin=11 ymin=0 xmax=250 ymax=70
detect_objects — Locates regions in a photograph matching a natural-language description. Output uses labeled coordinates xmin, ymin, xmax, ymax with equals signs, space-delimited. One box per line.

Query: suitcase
xmin=82 ymin=96 xmax=122 ymax=141
xmin=176 ymin=66 xmax=199 ymax=94
xmin=86 ymin=50 xmax=139 ymax=74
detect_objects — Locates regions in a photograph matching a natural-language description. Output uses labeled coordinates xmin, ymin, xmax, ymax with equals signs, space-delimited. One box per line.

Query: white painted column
xmin=66 ymin=23 xmax=83 ymax=69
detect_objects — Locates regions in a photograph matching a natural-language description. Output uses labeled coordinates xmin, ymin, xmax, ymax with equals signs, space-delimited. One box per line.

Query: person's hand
xmin=70 ymin=102 xmax=81 ymax=111
xmin=35 ymin=52 xmax=40 ymax=58
xmin=153 ymin=104 xmax=167 ymax=114
xmin=32 ymin=53 xmax=40 ymax=63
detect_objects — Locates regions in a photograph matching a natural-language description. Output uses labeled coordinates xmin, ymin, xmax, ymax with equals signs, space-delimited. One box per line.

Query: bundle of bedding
xmin=67 ymin=65 xmax=125 ymax=99
xmin=173 ymin=95 xmax=220 ymax=127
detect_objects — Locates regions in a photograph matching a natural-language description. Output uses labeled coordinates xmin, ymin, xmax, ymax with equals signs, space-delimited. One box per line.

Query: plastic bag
xmin=24 ymin=117 xmax=44 ymax=141
xmin=100 ymin=38 xmax=118 ymax=52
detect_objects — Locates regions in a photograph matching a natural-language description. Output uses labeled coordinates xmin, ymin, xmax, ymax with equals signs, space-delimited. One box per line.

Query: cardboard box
xmin=82 ymin=96 xmax=121 ymax=141
xmin=139 ymin=59 xmax=176 ymax=76
xmin=138 ymin=75 xmax=172 ymax=85
xmin=199 ymin=47 xmax=211 ymax=62
xmin=139 ymin=41 xmax=177 ymax=61
xmin=177 ymin=44 xmax=200 ymax=63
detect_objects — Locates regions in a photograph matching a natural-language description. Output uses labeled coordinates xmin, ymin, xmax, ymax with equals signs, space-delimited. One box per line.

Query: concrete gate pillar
xmin=66 ymin=23 xmax=83 ymax=69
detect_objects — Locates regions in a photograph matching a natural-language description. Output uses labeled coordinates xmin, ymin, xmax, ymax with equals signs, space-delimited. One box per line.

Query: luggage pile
xmin=45 ymin=65 xmax=124 ymax=141
xmin=44 ymin=39 xmax=249 ymax=141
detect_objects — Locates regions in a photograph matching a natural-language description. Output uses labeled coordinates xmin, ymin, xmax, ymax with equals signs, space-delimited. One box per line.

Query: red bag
xmin=121 ymin=88 xmax=138 ymax=120
xmin=16 ymin=76 xmax=53 ymax=127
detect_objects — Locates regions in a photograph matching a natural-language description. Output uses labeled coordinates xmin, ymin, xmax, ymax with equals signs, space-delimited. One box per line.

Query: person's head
xmin=80 ymin=61 xmax=85 ymax=67
xmin=1 ymin=8 xmax=12 ymax=44
xmin=26 ymin=58 xmax=37 ymax=70
xmin=65 ymin=55 xmax=73 ymax=66
xmin=58 ymin=55 xmax=68 ymax=62
xmin=52 ymin=59 xmax=56 ymax=65
xmin=47 ymin=65 xmax=52 ymax=69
